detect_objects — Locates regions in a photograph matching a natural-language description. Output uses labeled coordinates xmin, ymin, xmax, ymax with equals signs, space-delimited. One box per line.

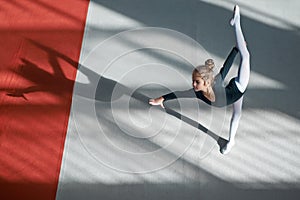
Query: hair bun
xmin=205 ymin=59 xmax=215 ymax=70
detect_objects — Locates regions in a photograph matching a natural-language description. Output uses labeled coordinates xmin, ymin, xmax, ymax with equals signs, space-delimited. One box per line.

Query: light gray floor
xmin=56 ymin=1 xmax=300 ymax=199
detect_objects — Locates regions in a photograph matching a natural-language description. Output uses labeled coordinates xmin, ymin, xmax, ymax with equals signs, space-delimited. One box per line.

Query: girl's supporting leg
xmin=221 ymin=96 xmax=243 ymax=154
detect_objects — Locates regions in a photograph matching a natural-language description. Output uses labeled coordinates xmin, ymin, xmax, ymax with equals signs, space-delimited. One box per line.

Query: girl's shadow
xmin=96 ymin=76 xmax=227 ymax=152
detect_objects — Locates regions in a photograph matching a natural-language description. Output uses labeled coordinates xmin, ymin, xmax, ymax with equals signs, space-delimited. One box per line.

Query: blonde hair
xmin=193 ymin=59 xmax=215 ymax=85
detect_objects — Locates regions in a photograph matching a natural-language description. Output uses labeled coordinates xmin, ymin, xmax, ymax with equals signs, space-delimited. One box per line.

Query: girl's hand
xmin=149 ymin=97 xmax=165 ymax=108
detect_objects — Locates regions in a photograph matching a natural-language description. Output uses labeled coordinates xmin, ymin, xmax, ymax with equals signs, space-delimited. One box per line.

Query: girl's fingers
xmin=149 ymin=98 xmax=165 ymax=108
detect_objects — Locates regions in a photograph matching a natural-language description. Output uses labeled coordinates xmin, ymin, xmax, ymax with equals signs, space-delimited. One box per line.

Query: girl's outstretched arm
xmin=149 ymin=88 xmax=196 ymax=108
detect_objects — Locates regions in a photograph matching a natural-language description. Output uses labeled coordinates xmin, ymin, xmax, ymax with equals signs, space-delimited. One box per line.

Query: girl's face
xmin=192 ymin=74 xmax=206 ymax=92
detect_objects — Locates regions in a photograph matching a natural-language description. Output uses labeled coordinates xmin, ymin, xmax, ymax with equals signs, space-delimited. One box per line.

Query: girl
xmin=149 ymin=5 xmax=250 ymax=154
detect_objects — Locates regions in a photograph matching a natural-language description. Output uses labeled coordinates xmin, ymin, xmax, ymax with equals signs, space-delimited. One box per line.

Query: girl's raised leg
xmin=231 ymin=5 xmax=250 ymax=93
